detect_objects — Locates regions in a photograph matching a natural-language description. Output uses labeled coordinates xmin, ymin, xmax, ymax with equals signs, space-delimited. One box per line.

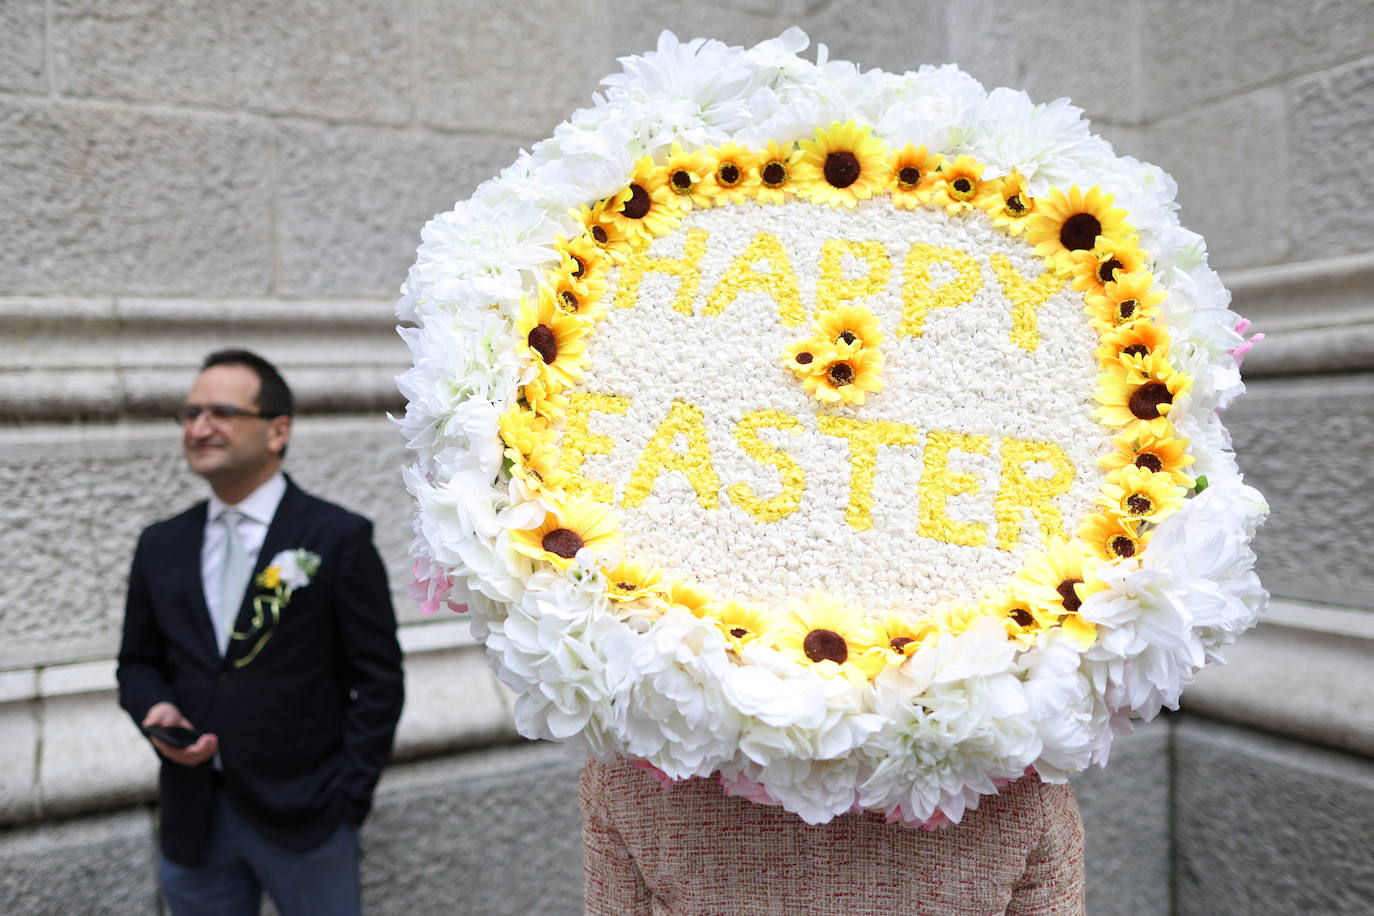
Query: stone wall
xmin=2 ymin=2 xmax=1371 ymax=913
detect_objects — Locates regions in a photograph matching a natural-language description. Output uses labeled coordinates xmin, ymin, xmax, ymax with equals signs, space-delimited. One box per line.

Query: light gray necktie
xmin=216 ymin=509 xmax=252 ymax=656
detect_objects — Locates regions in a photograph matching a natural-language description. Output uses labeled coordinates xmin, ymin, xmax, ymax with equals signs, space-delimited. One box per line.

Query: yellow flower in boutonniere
xmin=814 ymin=304 xmax=884 ymax=351
xmin=1095 ymin=320 xmax=1172 ymax=367
xmin=795 ymin=121 xmax=888 ymax=208
xmin=257 ymin=565 xmax=282 ymax=591
xmin=1099 ymin=465 xmax=1186 ymax=524
xmin=801 ymin=341 xmax=884 ymax=406
xmin=604 ymin=156 xmax=682 ymax=248
xmin=662 ymin=143 xmax=714 ymax=209
xmin=602 ymin=559 xmax=663 ymax=602
xmin=1024 ymin=185 xmax=1134 ymax=276
xmin=931 ymin=154 xmax=986 ymax=215
xmin=887 ymin=144 xmax=943 ymax=209
xmin=1077 ymin=512 xmax=1150 ymax=562
xmin=753 ymin=140 xmax=803 ymax=204
xmin=510 ymin=497 xmax=620 ymax=569
xmin=709 ymin=599 xmax=776 ymax=653
xmin=234 ymin=549 xmax=321 ymax=668
xmin=516 ymin=293 xmax=589 ymax=389
xmin=775 ymin=594 xmax=885 ymax=681
xmin=1094 ymin=351 xmax=1191 ymax=437
xmin=981 ymin=592 xmax=1059 ymax=646
xmin=1085 ymin=269 xmax=1166 ymax=332
xmin=1011 ymin=541 xmax=1101 ymax=648
xmin=1099 ymin=430 xmax=1195 ymax=488
xmin=977 ymin=168 xmax=1035 ymax=234
xmin=702 ymin=143 xmax=758 ymax=206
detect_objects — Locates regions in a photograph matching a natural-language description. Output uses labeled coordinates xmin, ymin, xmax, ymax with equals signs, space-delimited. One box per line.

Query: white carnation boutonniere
xmin=230 ymin=549 xmax=322 ymax=668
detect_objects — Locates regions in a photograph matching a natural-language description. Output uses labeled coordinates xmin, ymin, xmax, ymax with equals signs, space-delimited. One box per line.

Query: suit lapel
xmin=223 ymin=478 xmax=310 ymax=670
xmin=179 ymin=501 xmax=222 ymax=664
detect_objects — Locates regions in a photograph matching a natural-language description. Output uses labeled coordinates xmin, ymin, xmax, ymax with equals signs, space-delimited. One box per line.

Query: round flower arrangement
xmin=396 ymin=30 xmax=1269 ymax=827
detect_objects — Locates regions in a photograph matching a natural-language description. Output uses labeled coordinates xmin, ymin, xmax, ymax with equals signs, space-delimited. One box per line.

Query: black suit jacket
xmin=117 ymin=476 xmax=405 ymax=865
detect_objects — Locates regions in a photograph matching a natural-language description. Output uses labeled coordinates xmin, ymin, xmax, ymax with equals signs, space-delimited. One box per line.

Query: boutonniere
xmin=230 ymin=549 xmax=322 ymax=668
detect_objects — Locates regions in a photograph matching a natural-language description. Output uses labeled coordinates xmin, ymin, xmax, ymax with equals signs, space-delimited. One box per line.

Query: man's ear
xmin=268 ymin=415 xmax=292 ymax=456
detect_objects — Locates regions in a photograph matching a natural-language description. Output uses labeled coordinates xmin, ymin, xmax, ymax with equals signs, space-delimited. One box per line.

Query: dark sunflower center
xmin=890 ymin=636 xmax=914 ymax=653
xmin=1006 ymin=194 xmax=1027 ymax=214
xmin=1122 ymin=343 xmax=1149 ymax=358
xmin=559 ymin=289 xmax=580 ymax=313
xmin=795 ymin=351 xmax=813 ymax=365
xmin=1097 ymin=258 xmax=1125 ymax=283
xmin=803 ymin=628 xmax=848 ymax=664
xmin=570 ymin=254 xmax=586 ymax=278
xmin=1056 ymin=579 xmax=1084 ymax=613
xmin=1009 ymin=608 xmax=1035 ymax=628
xmin=823 ymin=151 xmax=861 ymax=188
xmin=839 ymin=330 xmax=857 ymax=345
xmin=730 ymin=627 xmax=749 ymax=639
xmin=762 ymin=161 xmax=787 ymax=186
xmin=952 ymin=177 xmax=974 ymax=196
xmin=1110 ymin=536 xmax=1137 ymax=558
xmin=542 ymin=528 xmax=584 ymax=559
xmin=1129 ymin=382 xmax=1173 ymax=420
xmin=827 ymin=362 xmax=855 ymax=386
xmin=1135 ymin=452 xmax=1165 ymax=473
xmin=670 ymin=169 xmax=694 ymax=191
xmin=1126 ymin=494 xmax=1153 ymax=515
xmin=897 ymin=166 xmax=920 ymax=188
xmin=528 ymin=325 xmax=558 ymax=364
xmin=590 ymin=225 xmax=608 ymax=244
xmin=622 ymin=184 xmax=651 ymax=219
xmin=1117 ymin=299 xmax=1138 ymax=319
xmin=1060 ymin=212 xmax=1103 ymax=251
xmin=717 ymin=163 xmax=741 ymax=187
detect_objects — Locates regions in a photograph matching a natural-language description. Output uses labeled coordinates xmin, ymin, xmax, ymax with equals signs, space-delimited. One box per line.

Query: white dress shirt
xmin=202 ymin=471 xmax=287 ymax=644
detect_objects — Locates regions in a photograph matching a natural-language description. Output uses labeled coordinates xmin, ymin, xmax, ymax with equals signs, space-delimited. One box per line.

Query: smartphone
xmin=141 ymin=724 xmax=200 ymax=748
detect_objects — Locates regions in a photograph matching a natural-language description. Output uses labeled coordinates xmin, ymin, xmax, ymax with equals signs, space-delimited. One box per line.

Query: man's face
xmin=181 ymin=365 xmax=290 ymax=485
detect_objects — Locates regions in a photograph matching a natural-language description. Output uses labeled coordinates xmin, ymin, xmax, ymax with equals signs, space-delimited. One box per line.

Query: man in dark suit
xmin=118 ymin=349 xmax=405 ymax=915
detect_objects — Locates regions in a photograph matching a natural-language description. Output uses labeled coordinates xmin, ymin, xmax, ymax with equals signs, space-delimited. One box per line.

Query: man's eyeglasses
xmin=172 ymin=404 xmax=278 ymax=425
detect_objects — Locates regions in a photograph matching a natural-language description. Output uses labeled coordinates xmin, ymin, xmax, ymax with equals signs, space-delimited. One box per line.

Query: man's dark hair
xmin=201 ymin=349 xmax=294 ymax=457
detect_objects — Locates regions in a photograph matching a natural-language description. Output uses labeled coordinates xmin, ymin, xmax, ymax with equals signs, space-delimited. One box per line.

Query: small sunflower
xmin=509 ymin=438 xmax=571 ymax=498
xmin=602 ymin=559 xmax=663 ymax=602
xmin=931 ymin=601 xmax=983 ymax=636
xmin=553 ymin=233 xmax=608 ymax=289
xmin=709 ymin=599 xmax=776 ymax=652
xmin=932 ymin=154 xmax=985 ymax=214
xmin=802 ymin=342 xmax=884 ymax=406
xmin=1100 ymin=430 xmax=1195 ymax=487
xmin=515 ymin=293 xmax=589 ymax=388
xmin=814 ymin=304 xmax=884 ymax=351
xmin=1085 ymin=270 xmax=1167 ymax=331
xmin=774 ymin=595 xmax=884 ymax=680
xmin=498 ymin=405 xmax=552 ymax=456
xmin=1077 ymin=512 xmax=1149 ymax=562
xmin=662 ymin=143 xmax=713 ymax=209
xmin=977 ymin=168 xmax=1036 ymax=234
xmin=1011 ymin=540 xmax=1101 ymax=647
xmin=509 ymin=497 xmax=621 ymax=569
xmin=1099 ymin=465 xmax=1186 ymax=524
xmin=795 ymin=121 xmax=888 ymax=208
xmin=754 ymin=140 xmax=802 ymax=204
xmin=887 ymin=144 xmax=943 ymax=209
xmin=1069 ymin=235 xmax=1148 ymax=296
xmin=521 ymin=372 xmax=567 ymax=422
xmin=1024 ymin=185 xmax=1134 ymax=275
xmin=540 ymin=272 xmax=608 ymax=325
xmin=603 ymin=156 xmax=682 ymax=247
xmin=1095 ymin=320 xmax=1172 ymax=367
xmin=868 ymin=612 xmax=938 ymax=666
xmin=981 ymin=592 xmax=1058 ymax=646
xmin=782 ymin=336 xmax=827 ymax=377
xmin=703 ymin=143 xmax=758 ymax=206
xmin=1094 ymin=352 xmax=1192 ymax=437
xmin=570 ymin=201 xmax=634 ymax=262
xmin=663 ymin=578 xmax=713 ymax=616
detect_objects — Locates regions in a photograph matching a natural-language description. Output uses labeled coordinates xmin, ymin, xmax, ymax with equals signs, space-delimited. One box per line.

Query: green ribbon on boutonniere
xmin=230 ymin=548 xmax=321 ymax=668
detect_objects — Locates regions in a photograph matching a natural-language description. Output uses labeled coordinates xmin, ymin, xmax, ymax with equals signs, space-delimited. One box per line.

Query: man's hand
xmin=142 ymin=701 xmax=219 ymax=767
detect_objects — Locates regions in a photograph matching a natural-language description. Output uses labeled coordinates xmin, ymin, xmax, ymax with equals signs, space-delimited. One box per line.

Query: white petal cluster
xmin=395 ymin=29 xmax=1268 ymax=827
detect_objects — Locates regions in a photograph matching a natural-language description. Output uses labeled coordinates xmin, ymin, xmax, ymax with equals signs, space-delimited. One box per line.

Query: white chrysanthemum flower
xmin=960 ymin=88 xmax=1114 ymax=195
xmin=1020 ymin=631 xmax=1099 ymax=781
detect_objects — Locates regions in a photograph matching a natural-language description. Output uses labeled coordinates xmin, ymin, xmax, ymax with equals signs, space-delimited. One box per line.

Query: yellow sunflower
xmin=1077 ymin=512 xmax=1149 ymax=562
xmin=931 ymin=600 xmax=983 ymax=636
xmin=868 ymin=612 xmax=938 ymax=667
xmin=541 ymin=269 xmax=608 ymax=324
xmin=976 ymin=168 xmax=1036 ymax=234
xmin=981 ymin=592 xmax=1058 ymax=646
xmin=498 ymin=405 xmax=552 ymax=455
xmin=602 ymin=559 xmax=663 ymax=602
xmin=570 ymin=201 xmax=634 ymax=262
xmin=795 ymin=121 xmax=888 ymax=208
xmin=1011 ymin=540 xmax=1101 ymax=647
xmin=1085 ymin=270 xmax=1167 ymax=332
xmin=1099 ymin=430 xmax=1195 ymax=487
xmin=801 ymin=342 xmax=885 ymax=406
xmin=515 ymin=293 xmax=588 ymax=389
xmin=782 ymin=336 xmax=828 ymax=377
xmin=1094 ymin=352 xmax=1192 ymax=437
xmin=662 ymin=143 xmax=713 ymax=209
xmin=1099 ymin=465 xmax=1186 ymax=524
xmin=702 ymin=143 xmax=758 ymax=206
xmin=553 ymin=233 xmax=608 ymax=289
xmin=1095 ymin=320 xmax=1172 ymax=367
xmin=1069 ymin=235 xmax=1148 ymax=296
xmin=774 ymin=594 xmax=884 ymax=680
xmin=814 ymin=304 xmax=884 ymax=351
xmin=708 ymin=599 xmax=776 ymax=652
xmin=663 ymin=578 xmax=713 ymax=616
xmin=521 ymin=372 xmax=567 ymax=422
xmin=931 ymin=154 xmax=985 ymax=215
xmin=1024 ymin=185 xmax=1134 ymax=275
xmin=509 ymin=439 xmax=570 ymax=498
xmin=887 ymin=144 xmax=943 ymax=209
xmin=603 ymin=156 xmax=682 ymax=248
xmin=754 ymin=140 xmax=803 ymax=204
xmin=509 ymin=497 xmax=621 ymax=568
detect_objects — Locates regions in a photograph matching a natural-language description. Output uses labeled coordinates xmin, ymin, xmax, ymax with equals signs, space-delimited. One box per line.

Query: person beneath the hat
xmin=581 ymin=757 xmax=1085 ymax=915
xmin=117 ymin=349 xmax=404 ymax=916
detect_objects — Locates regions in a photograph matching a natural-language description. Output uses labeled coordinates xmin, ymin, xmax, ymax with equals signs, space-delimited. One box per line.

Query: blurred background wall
xmin=1 ymin=2 xmax=1371 ymax=913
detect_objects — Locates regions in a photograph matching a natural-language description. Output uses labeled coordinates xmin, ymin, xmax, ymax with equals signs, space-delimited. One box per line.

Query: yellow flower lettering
xmin=918 ymin=431 xmax=990 ymax=548
xmin=624 ymin=400 xmax=721 ymax=510
xmin=560 ymin=392 xmax=631 ymax=503
xmin=727 ymin=409 xmax=807 ymax=523
xmin=613 ymin=228 xmax=708 ymax=315
xmin=989 ymin=253 xmax=1061 ymax=351
xmin=814 ymin=239 xmax=892 ymax=316
xmin=995 ymin=438 xmax=1076 ymax=550
xmin=898 ymin=243 xmax=983 ymax=338
xmin=817 ymin=415 xmax=920 ymax=531
xmin=703 ymin=231 xmax=805 ymax=326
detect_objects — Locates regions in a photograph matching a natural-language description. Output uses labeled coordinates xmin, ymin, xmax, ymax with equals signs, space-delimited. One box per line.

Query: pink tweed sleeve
xmin=580 ymin=758 xmax=1085 ymax=916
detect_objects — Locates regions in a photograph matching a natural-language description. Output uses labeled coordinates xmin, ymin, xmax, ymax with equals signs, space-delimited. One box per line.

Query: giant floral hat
xmin=396 ymin=30 xmax=1269 ymax=826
